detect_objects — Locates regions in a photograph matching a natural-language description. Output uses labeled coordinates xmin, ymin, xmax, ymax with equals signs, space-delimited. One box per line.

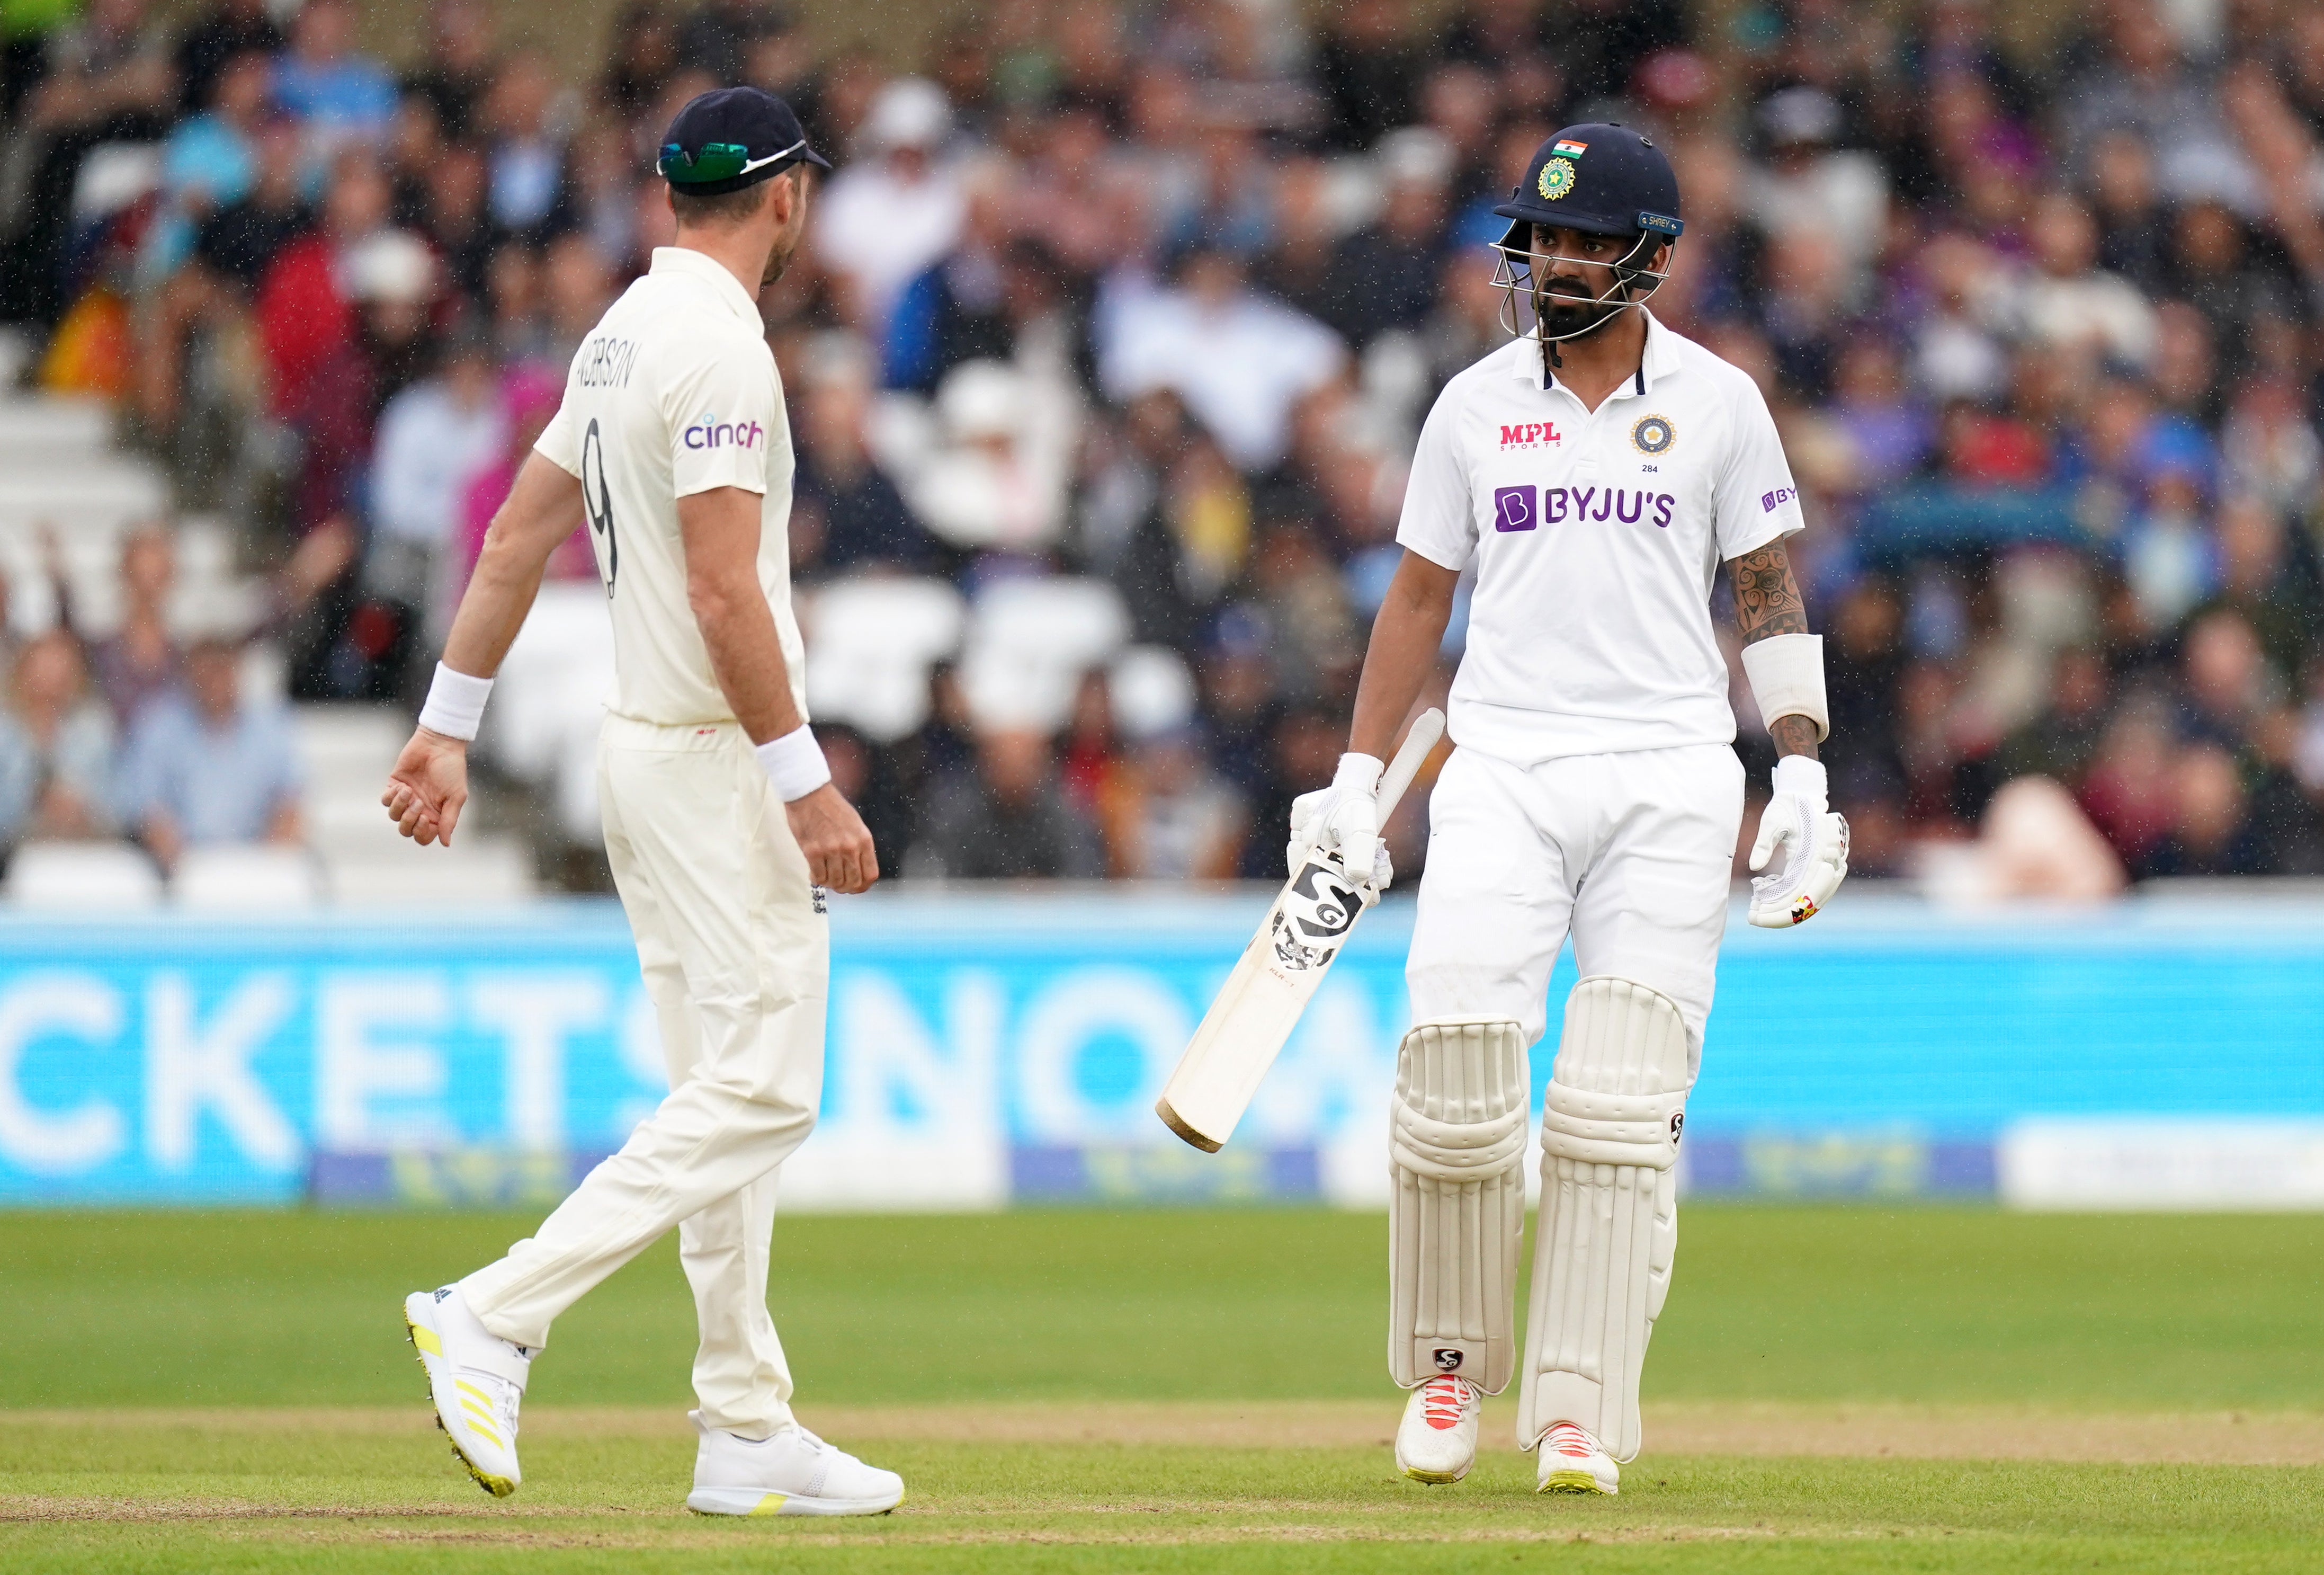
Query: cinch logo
xmin=1499 ymin=422 xmax=1560 ymax=448
xmin=684 ymin=415 xmax=765 ymax=451
xmin=1762 ymin=486 xmax=1796 ymax=512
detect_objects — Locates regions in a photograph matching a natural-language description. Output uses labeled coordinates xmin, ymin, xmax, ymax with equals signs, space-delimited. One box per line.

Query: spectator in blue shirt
xmin=271 ymin=0 xmax=397 ymax=157
xmin=142 ymin=48 xmax=274 ymax=282
xmin=0 ymin=630 xmax=118 ymax=854
xmin=117 ymin=637 xmax=303 ymax=870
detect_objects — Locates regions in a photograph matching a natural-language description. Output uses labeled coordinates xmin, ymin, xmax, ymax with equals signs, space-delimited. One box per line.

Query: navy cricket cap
xmin=1493 ymin=123 xmax=1683 ymax=245
xmin=658 ymin=87 xmax=830 ymax=195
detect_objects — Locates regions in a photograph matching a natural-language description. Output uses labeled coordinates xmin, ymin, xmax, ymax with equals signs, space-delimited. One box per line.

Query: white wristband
xmin=1770 ymin=753 xmax=1828 ymax=813
xmin=417 ymin=663 xmax=493 ymax=742
xmin=1738 ymin=632 xmax=1830 ymax=741
xmin=1332 ymin=752 xmax=1385 ymax=795
xmin=755 ymin=724 xmax=831 ymax=802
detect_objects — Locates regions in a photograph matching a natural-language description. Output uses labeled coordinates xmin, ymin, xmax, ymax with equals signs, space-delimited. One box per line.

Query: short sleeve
xmin=661 ymin=336 xmax=777 ymax=499
xmin=532 ymin=395 xmax=582 ymax=477
xmin=1393 ymin=389 xmax=1477 ymax=572
xmin=1713 ymin=376 xmax=1805 ymax=560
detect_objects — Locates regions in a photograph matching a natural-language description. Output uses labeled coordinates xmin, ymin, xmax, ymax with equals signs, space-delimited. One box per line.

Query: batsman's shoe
xmin=1395 ymin=1375 xmax=1482 ymax=1484
xmin=403 ymin=1287 xmax=533 ymax=1497
xmin=686 ymin=1411 xmax=905 ymax=1517
xmin=1535 ymin=1420 xmax=1620 ymax=1496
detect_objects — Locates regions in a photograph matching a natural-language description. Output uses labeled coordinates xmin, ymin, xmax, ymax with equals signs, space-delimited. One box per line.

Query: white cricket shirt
xmin=1396 ymin=312 xmax=1803 ymax=764
xmin=534 ymin=246 xmax=807 ymax=727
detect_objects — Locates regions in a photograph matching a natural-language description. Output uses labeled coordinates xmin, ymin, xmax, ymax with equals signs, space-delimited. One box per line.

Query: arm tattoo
xmin=1727 ymin=541 xmax=1819 ymax=761
xmin=1727 ymin=542 xmax=1809 ymax=645
xmin=1768 ymin=713 xmax=1820 ymax=761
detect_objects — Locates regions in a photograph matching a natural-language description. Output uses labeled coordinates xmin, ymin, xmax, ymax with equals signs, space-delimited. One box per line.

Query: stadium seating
xmin=6 ymin=842 xmax=163 ymax=910
xmin=295 ymin=704 xmax=534 ymax=904
xmin=958 ymin=577 xmax=1130 ymax=734
xmin=802 ymin=575 xmax=966 ymax=743
xmin=172 ymin=846 xmax=324 ymax=911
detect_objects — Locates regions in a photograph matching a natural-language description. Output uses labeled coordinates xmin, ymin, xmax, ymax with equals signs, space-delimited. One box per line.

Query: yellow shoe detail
xmin=407 ymin=1305 xmax=515 ymax=1499
xmin=454 ymin=1378 xmax=491 ymax=1405
xmin=1539 ymin=1468 xmax=1611 ymax=1495
xmin=746 ymin=1493 xmax=788 ymax=1516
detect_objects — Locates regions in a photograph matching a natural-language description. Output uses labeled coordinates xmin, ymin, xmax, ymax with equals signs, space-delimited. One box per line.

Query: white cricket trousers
xmin=460 ymin=715 xmax=827 ymax=1438
xmin=1407 ymin=743 xmax=1744 ymax=1056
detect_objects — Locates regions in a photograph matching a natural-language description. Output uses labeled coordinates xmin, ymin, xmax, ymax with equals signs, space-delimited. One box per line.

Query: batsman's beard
xmin=1536 ymin=279 xmax=1628 ymax=341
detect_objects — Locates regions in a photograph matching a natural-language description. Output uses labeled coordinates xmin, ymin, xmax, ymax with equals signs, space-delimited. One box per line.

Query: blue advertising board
xmin=1 ymin=893 xmax=2320 ymax=1207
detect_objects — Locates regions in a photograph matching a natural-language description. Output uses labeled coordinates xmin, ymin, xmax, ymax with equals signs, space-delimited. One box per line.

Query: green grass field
xmin=4 ymin=1206 xmax=2323 ymax=1572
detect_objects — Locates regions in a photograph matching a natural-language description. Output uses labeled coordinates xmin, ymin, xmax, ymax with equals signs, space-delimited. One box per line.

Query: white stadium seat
xmin=171 ymin=846 xmax=323 ymax=912
xmin=485 ymin=583 xmax=614 ymax=786
xmin=324 ymin=835 xmax=534 ymax=906
xmin=0 ymin=396 xmax=112 ymax=464
xmin=802 ymin=575 xmax=965 ymax=743
xmin=6 ymin=842 xmax=164 ymax=910
xmin=1109 ymin=646 xmax=1197 ymax=740
xmin=957 ymin=577 xmax=1129 ymax=734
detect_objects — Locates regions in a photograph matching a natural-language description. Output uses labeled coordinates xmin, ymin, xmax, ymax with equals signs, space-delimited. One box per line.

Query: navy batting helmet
xmin=1489 ymin=123 xmax=1683 ymax=349
xmin=1493 ymin=123 xmax=1682 ymax=247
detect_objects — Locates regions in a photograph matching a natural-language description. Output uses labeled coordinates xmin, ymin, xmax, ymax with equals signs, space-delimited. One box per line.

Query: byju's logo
xmin=684 ymin=415 xmax=766 ymax=451
xmin=1762 ymin=486 xmax=1797 ymax=513
xmin=1493 ymin=484 xmax=1537 ymax=533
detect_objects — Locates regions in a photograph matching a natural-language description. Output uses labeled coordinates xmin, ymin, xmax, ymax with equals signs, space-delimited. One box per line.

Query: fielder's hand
xmin=786 ymin=783 xmax=879 ymax=894
xmin=1748 ymin=755 xmax=1849 ymax=928
xmin=381 ymin=728 xmax=470 ymax=847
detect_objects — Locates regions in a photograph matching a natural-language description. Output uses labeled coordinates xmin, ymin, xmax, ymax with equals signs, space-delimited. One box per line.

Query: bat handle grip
xmin=1375 ymin=708 xmax=1445 ymax=820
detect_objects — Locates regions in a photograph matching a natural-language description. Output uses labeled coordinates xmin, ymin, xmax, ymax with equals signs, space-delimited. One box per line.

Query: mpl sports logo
xmin=684 ymin=415 xmax=766 ymax=451
xmin=1498 ymin=421 xmax=1561 ymax=449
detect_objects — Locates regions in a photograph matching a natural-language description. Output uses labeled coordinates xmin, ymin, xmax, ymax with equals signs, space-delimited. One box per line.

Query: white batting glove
xmin=1288 ymin=752 xmax=1389 ymax=900
xmin=1748 ymin=755 xmax=1849 ymax=928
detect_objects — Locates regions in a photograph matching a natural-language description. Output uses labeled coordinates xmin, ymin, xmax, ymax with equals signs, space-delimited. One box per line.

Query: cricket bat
xmin=1155 ymin=708 xmax=1446 ymax=1153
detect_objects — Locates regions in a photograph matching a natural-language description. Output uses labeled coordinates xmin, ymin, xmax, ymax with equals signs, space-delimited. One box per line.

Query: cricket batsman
xmin=378 ymin=88 xmax=902 ymax=1516
xmin=1289 ymin=124 xmax=1848 ymax=1494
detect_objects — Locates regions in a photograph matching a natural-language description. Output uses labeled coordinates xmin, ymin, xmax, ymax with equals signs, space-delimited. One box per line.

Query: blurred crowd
xmin=6 ymin=0 xmax=2324 ymax=887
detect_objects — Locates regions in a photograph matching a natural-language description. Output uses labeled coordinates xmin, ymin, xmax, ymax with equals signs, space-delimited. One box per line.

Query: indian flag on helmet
xmin=1552 ymin=138 xmax=1588 ymax=157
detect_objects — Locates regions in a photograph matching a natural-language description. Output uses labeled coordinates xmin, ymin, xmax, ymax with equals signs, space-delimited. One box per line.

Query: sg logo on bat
xmin=1271 ymin=857 xmax=1362 ymax=972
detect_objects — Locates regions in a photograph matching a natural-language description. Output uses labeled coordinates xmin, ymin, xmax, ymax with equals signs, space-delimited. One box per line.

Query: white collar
xmin=649 ymin=246 xmax=762 ymax=327
xmin=1505 ymin=308 xmax=1679 ymax=395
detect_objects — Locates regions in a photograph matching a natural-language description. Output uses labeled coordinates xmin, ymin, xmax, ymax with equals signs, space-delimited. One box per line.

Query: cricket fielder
xmin=1290 ymin=125 xmax=1848 ymax=1495
xmin=378 ymin=88 xmax=902 ymax=1516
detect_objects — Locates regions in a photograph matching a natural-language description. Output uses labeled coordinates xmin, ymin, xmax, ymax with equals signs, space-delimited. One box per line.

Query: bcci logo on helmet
xmin=1537 ymin=158 xmax=1576 ymax=200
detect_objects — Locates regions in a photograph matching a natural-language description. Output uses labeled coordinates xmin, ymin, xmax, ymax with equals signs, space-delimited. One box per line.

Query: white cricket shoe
xmin=403 ymin=1286 xmax=533 ymax=1498
xmin=1395 ymin=1374 xmax=1481 ymax=1484
xmin=1535 ymin=1420 xmax=1620 ymax=1495
xmin=685 ymin=1411 xmax=905 ymax=1517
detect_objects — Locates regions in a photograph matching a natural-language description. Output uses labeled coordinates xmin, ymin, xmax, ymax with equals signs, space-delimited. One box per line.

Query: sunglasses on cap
xmin=657 ymin=138 xmax=809 ymax=185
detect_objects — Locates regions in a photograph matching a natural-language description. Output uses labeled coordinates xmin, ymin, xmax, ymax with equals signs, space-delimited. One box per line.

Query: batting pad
xmin=1389 ymin=1017 xmax=1529 ymax=1394
xmin=1519 ymin=976 xmax=1691 ymax=1462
